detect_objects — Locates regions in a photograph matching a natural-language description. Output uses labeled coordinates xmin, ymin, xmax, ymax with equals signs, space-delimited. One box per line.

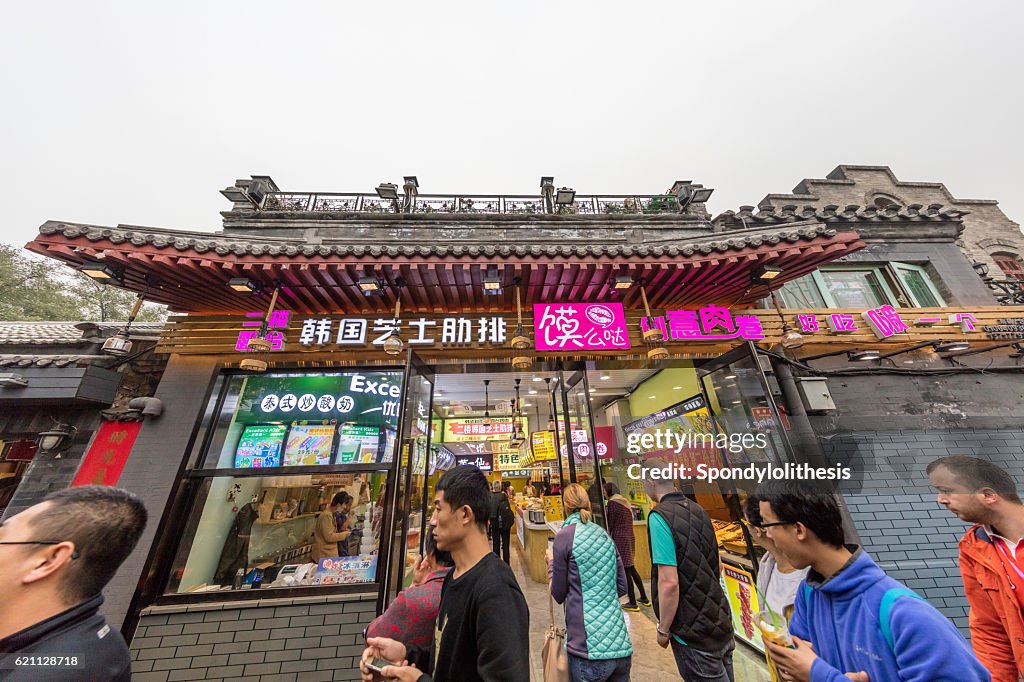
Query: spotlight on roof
xmin=847 ymin=350 xmax=881 ymax=362
xmin=227 ymin=277 xmax=258 ymax=293
xmin=675 ymin=182 xmax=714 ymax=208
xmin=358 ymin=277 xmax=385 ymax=295
xmin=933 ymin=341 xmax=971 ymax=353
xmin=613 ymin=276 xmax=633 ymax=290
xmin=375 ymin=183 xmax=400 ymax=200
xmin=752 ymin=265 xmax=783 ymax=283
xmin=78 ymin=261 xmax=119 ymax=281
xmin=555 ymin=187 xmax=576 ymax=205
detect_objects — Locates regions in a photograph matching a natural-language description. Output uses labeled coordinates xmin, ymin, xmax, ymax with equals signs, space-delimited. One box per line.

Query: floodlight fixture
xmin=555 ymin=187 xmax=576 ymax=205
xmin=375 ymin=183 xmax=400 ymax=200
xmin=752 ymin=264 xmax=783 ymax=283
xmin=78 ymin=261 xmax=119 ymax=281
xmin=228 ymin=277 xmax=258 ymax=293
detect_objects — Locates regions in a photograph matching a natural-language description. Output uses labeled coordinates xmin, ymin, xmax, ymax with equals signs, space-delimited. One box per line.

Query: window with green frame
xmin=779 ymin=263 xmax=946 ymax=308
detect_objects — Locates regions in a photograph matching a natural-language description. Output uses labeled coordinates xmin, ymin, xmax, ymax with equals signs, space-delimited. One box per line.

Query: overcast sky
xmin=2 ymin=1 xmax=1022 ymax=249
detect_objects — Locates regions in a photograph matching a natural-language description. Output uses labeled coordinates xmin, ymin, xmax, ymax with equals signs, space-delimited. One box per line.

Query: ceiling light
xmin=599 ymin=374 xmax=611 ymax=380
xmin=522 ymin=402 xmax=532 ymax=407
xmin=847 ymin=350 xmax=881 ymax=362
xmin=533 ymin=376 xmax=543 ymax=382
xmin=78 ymin=261 xmax=119 ymax=281
xmin=672 ymin=386 xmax=682 ymax=390
xmin=383 ymin=333 xmax=404 ymax=355
xmin=483 ymin=270 xmax=503 ymax=294
xmin=358 ymin=276 xmax=384 ymax=295
xmin=933 ymin=341 xmax=970 ymax=353
xmin=228 ymin=277 xmax=257 ymax=293
xmin=529 ymin=389 xmax=538 ymax=395
xmin=613 ymin=276 xmax=633 ymax=290
xmin=724 ymin=374 xmax=736 ymax=379
xmin=781 ymin=324 xmax=804 ymax=350
xmin=752 ymin=264 xmax=783 ymax=283
xmin=648 ymin=395 xmax=657 ymax=399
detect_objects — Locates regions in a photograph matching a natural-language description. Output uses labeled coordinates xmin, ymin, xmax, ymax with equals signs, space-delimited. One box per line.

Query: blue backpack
xmin=800 ymin=584 xmax=924 ymax=653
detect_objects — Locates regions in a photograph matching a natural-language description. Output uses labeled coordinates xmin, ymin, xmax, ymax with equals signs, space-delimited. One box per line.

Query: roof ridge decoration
xmin=712 ymin=203 xmax=968 ymax=227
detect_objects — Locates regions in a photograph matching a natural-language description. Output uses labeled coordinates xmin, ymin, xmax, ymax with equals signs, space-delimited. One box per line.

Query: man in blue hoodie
xmin=758 ymin=480 xmax=989 ymax=682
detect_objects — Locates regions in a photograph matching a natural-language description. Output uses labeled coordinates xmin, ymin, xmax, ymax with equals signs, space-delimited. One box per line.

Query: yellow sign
xmin=722 ymin=564 xmax=763 ymax=652
xmin=543 ymin=495 xmax=564 ymax=522
xmin=494 ymin=450 xmax=522 ymax=471
xmin=531 ymin=431 xmax=557 ymax=462
xmin=443 ymin=417 xmax=528 ymax=443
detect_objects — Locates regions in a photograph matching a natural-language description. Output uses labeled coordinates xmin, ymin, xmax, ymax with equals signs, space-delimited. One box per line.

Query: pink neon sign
xmin=534 ymin=303 xmax=631 ymax=351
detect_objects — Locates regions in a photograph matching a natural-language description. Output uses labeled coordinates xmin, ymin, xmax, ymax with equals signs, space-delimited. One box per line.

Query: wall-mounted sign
xmin=284 ymin=423 xmax=335 ymax=466
xmin=534 ymin=303 xmax=630 ymax=351
xmin=530 ymin=430 xmax=557 ymax=463
xmin=71 ymin=421 xmax=141 ymax=486
xmin=237 ymin=372 xmax=403 ymax=427
xmin=642 ymin=306 xmax=765 ymax=341
xmin=444 ymin=417 xmax=528 ymax=441
xmin=299 ymin=316 xmax=507 ymax=347
xmin=454 ymin=452 xmax=493 ymax=471
xmin=983 ymin=317 xmax=1024 ymax=340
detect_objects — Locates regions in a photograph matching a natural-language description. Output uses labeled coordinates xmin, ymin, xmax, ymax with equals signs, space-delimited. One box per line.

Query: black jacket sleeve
xmin=473 ymin=584 xmax=531 ymax=681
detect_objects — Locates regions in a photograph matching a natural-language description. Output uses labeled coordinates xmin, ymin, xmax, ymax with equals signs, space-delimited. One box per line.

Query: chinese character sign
xmin=534 ymin=303 xmax=630 ymax=351
xmin=236 ymin=311 xmax=290 ymax=351
xmin=642 ymin=305 xmax=765 ymax=341
xmin=71 ymin=421 xmax=142 ymax=487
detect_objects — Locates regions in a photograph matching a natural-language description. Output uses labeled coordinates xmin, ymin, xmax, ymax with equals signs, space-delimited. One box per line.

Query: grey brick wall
xmin=128 ymin=593 xmax=375 ymax=682
xmin=828 ymin=428 xmax=1024 ymax=636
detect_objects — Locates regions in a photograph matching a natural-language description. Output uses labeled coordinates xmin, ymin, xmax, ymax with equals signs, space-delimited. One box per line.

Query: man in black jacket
xmin=642 ymin=458 xmax=736 ymax=681
xmin=0 ymin=486 xmax=147 ymax=681
xmin=360 ymin=465 xmax=530 ymax=682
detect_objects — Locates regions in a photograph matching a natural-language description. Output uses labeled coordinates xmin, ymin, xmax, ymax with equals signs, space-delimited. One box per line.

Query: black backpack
xmin=493 ymin=492 xmax=514 ymax=530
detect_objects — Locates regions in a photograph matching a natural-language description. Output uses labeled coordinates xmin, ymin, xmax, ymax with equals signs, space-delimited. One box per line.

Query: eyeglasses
xmin=0 ymin=541 xmax=79 ymax=560
xmin=759 ymin=521 xmax=795 ymax=529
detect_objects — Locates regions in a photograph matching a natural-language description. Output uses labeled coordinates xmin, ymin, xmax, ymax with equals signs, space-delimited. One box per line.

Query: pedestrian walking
xmin=548 ymin=483 xmax=633 ymax=682
xmin=642 ymin=458 xmax=736 ymax=681
xmin=605 ymin=482 xmax=650 ymax=611
xmin=928 ymin=455 xmax=1024 ymax=681
xmin=742 ymin=493 xmax=808 ymax=682
xmin=758 ymin=478 xmax=989 ymax=682
xmin=0 ymin=486 xmax=147 ymax=680
xmin=359 ymin=465 xmax=530 ymax=682
xmin=489 ymin=479 xmax=513 ymax=564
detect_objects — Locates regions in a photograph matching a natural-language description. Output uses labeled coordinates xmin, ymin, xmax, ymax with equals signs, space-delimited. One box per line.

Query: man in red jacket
xmin=928 ymin=455 xmax=1024 ymax=681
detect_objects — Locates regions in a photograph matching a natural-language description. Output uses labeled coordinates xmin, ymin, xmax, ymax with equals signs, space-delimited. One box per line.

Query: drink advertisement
xmin=283 ymin=423 xmax=335 ymax=466
xmin=336 ymin=424 xmax=381 ymax=464
xmin=721 ymin=564 xmax=764 ymax=653
xmin=313 ymin=555 xmax=377 ymax=585
xmin=234 ymin=424 xmax=287 ymax=468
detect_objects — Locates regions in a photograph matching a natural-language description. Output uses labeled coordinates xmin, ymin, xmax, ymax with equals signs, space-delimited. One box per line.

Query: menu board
xmin=283 ymin=424 xmax=335 ymax=466
xmin=234 ymin=424 xmax=287 ymax=468
xmin=336 ymin=425 xmax=381 ymax=464
xmin=531 ymin=431 xmax=557 ymax=462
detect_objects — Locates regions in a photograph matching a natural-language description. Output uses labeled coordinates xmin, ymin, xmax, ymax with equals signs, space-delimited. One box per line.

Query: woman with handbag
xmin=548 ymin=484 xmax=633 ymax=682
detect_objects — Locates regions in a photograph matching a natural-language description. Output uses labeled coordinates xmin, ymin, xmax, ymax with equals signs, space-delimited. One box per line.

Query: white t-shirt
xmin=757 ymin=554 xmax=809 ymax=617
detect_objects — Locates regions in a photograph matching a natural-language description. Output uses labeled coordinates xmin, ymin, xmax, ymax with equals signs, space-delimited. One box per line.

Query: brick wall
xmin=829 ymin=428 xmax=1024 ymax=636
xmin=129 ymin=593 xmax=375 ymax=682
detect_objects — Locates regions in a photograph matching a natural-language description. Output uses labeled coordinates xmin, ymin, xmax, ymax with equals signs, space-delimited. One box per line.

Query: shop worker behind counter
xmin=0 ymin=486 xmax=147 ymax=681
xmin=360 ymin=465 xmax=530 ymax=682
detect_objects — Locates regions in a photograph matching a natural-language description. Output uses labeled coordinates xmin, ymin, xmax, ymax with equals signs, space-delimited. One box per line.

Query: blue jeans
xmin=669 ymin=639 xmax=735 ymax=682
xmin=568 ymin=653 xmax=631 ymax=682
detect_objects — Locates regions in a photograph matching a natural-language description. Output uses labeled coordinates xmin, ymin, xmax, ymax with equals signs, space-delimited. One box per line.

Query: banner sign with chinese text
xmin=236 ymin=372 xmax=403 ymax=427
xmin=72 ymin=421 xmax=142 ymax=487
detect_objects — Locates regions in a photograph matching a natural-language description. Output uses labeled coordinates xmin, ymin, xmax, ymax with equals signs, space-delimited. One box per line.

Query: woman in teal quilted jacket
xmin=548 ymin=484 xmax=633 ymax=682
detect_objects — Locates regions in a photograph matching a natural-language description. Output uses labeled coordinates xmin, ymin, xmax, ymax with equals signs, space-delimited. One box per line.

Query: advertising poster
xmin=722 ymin=564 xmax=764 ymax=653
xmin=335 ymin=425 xmax=381 ymax=464
xmin=444 ymin=417 xmax=528 ymax=442
xmin=543 ymin=495 xmax=565 ymax=522
xmin=283 ymin=424 xmax=335 ymax=466
xmin=531 ymin=430 xmax=557 ymax=462
xmin=71 ymin=421 xmax=142 ymax=486
xmin=234 ymin=424 xmax=287 ymax=468
xmin=313 ymin=555 xmax=377 ymax=585
xmin=237 ymin=372 xmax=403 ymax=427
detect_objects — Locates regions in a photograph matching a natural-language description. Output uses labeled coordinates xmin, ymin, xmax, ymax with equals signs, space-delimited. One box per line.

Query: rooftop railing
xmin=258 ymin=192 xmax=690 ymax=215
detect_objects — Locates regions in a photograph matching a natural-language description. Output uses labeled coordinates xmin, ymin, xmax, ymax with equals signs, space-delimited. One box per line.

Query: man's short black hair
xmin=31 ymin=486 xmax=147 ymax=603
xmin=332 ymin=491 xmax=353 ymax=507
xmin=424 ymin=529 xmax=454 ymax=568
xmin=756 ymin=480 xmax=845 ymax=549
xmin=927 ymin=456 xmax=1022 ymax=504
xmin=435 ymin=465 xmax=491 ymax=529
xmin=742 ymin=493 xmax=764 ymax=527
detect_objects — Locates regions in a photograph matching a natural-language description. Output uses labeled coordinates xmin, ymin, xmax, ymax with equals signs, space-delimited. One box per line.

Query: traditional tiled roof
xmin=0 ymin=322 xmax=165 ymax=346
xmin=713 ymin=203 xmax=968 ymax=226
xmin=36 ymin=220 xmax=839 ymax=258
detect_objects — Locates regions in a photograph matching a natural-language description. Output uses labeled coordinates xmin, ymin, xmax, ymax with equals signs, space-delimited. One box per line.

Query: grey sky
xmin=2 ymin=1 xmax=1022 ymax=249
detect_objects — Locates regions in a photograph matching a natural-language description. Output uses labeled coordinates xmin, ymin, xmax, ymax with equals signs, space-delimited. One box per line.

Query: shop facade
xmin=24 ymin=176 xmax=1024 ymax=678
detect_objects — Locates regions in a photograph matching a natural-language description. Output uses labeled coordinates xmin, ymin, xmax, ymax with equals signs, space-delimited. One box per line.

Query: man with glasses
xmin=757 ymin=479 xmax=988 ymax=682
xmin=0 ymin=486 xmax=147 ymax=680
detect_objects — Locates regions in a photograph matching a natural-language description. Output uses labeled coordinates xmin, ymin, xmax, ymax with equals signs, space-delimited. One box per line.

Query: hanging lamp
xmin=770 ymin=289 xmax=804 ymax=350
xmin=383 ymin=277 xmax=406 ymax=356
xmin=639 ymin=282 xmax=669 ymax=359
xmin=510 ymin=378 xmax=526 ymax=447
xmin=482 ymin=379 xmax=492 ymax=426
xmin=510 ymin=277 xmax=533 ymax=369
xmin=101 ymin=294 xmax=146 ymax=357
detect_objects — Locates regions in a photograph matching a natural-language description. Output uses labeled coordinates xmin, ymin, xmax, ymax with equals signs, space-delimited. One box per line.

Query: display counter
xmin=515 ymin=508 xmax=556 ymax=583
xmin=720 ymin=551 xmax=764 ymax=653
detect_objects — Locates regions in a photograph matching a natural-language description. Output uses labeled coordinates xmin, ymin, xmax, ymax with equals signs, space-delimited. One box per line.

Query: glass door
xmin=380 ymin=351 xmax=434 ymax=610
xmin=554 ymin=364 xmax=607 ymax=529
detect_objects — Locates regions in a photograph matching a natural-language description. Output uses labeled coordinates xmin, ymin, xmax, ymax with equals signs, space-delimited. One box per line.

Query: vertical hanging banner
xmin=72 ymin=421 xmax=142 ymax=486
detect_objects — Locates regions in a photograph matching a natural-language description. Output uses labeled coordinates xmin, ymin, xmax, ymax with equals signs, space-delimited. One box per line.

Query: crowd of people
xmin=0 ymin=453 xmax=1023 ymax=681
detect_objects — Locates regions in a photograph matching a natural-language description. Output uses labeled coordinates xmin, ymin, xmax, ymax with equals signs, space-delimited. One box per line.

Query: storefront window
xmin=165 ymin=370 xmax=405 ymax=597
xmin=778 ymin=263 xmax=946 ymax=309
xmin=819 ymin=269 xmax=890 ymax=308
